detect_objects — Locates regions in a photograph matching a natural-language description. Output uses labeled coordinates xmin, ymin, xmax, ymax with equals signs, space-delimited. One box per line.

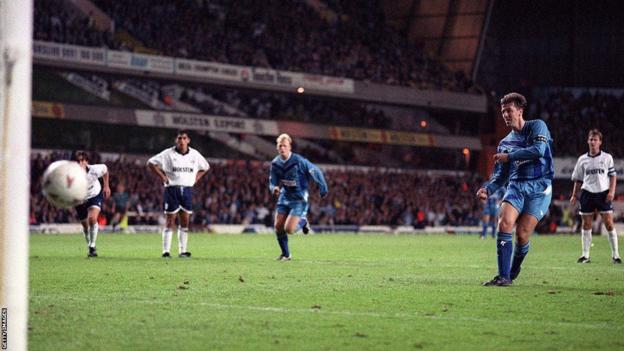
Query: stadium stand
xmin=530 ymin=89 xmax=624 ymax=157
xmin=34 ymin=0 xmax=120 ymax=49
xmin=35 ymin=0 xmax=479 ymax=93
xmin=30 ymin=151 xmax=485 ymax=228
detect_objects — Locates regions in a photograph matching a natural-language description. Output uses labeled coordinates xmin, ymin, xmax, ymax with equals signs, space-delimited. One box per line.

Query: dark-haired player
xmin=74 ymin=151 xmax=111 ymax=257
xmin=476 ymin=92 xmax=554 ymax=286
xmin=148 ymin=130 xmax=209 ymax=258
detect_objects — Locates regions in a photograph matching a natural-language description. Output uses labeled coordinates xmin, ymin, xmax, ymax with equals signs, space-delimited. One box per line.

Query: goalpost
xmin=0 ymin=0 xmax=33 ymax=350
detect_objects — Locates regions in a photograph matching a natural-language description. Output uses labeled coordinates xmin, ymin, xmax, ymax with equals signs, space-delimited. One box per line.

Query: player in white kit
xmin=74 ymin=151 xmax=111 ymax=257
xmin=148 ymin=130 xmax=210 ymax=258
xmin=570 ymin=129 xmax=620 ymax=264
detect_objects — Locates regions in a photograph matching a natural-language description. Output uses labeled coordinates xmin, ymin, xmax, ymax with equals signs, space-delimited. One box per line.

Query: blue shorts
xmin=503 ymin=179 xmax=552 ymax=221
xmin=164 ymin=186 xmax=193 ymax=214
xmin=75 ymin=192 xmax=103 ymax=220
xmin=579 ymin=190 xmax=613 ymax=215
xmin=276 ymin=201 xmax=309 ymax=218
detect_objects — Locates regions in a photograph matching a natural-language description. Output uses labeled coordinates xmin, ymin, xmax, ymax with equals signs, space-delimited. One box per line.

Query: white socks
xmin=162 ymin=228 xmax=173 ymax=253
xmin=178 ymin=227 xmax=188 ymax=254
xmin=581 ymin=229 xmax=592 ymax=258
xmin=608 ymin=229 xmax=620 ymax=259
xmin=89 ymin=223 xmax=99 ymax=248
xmin=83 ymin=223 xmax=99 ymax=248
xmin=582 ymin=228 xmax=620 ymax=259
xmin=163 ymin=228 xmax=189 ymax=254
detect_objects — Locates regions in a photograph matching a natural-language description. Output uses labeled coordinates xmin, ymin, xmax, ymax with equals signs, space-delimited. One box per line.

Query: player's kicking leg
xmin=483 ymin=202 xmax=518 ymax=287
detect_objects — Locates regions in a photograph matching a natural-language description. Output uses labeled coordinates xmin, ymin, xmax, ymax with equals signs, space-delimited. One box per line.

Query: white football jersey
xmin=85 ymin=164 xmax=108 ymax=199
xmin=147 ymin=147 xmax=210 ymax=187
xmin=571 ymin=151 xmax=616 ymax=193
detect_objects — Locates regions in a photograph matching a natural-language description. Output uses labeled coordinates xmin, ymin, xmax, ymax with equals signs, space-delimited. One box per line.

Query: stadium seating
xmin=530 ymin=90 xmax=624 ymax=157
xmin=35 ymin=0 xmax=479 ymax=93
xmin=30 ymin=151 xmax=485 ymax=227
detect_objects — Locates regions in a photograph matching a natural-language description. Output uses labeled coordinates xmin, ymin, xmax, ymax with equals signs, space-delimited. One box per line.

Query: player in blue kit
xmin=476 ymin=92 xmax=554 ymax=286
xmin=480 ymin=188 xmax=503 ymax=239
xmin=270 ymin=134 xmax=328 ymax=261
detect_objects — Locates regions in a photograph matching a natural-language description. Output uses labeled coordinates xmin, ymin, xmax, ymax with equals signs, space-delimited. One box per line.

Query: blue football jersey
xmin=269 ymin=153 xmax=328 ymax=203
xmin=485 ymin=119 xmax=554 ymax=194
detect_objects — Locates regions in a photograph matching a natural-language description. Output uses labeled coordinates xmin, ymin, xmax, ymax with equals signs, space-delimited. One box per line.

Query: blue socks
xmin=482 ymin=222 xmax=497 ymax=238
xmin=276 ymin=231 xmax=289 ymax=257
xmin=496 ymin=232 xmax=513 ymax=279
xmin=510 ymin=241 xmax=530 ymax=280
xmin=295 ymin=218 xmax=307 ymax=232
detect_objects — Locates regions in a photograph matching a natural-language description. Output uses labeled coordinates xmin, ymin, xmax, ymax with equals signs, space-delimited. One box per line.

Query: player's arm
xmin=477 ymin=157 xmax=510 ymax=200
xmin=570 ymin=181 xmax=582 ymax=205
xmin=194 ymin=154 xmax=210 ymax=184
xmin=148 ymin=162 xmax=169 ymax=185
xmin=507 ymin=120 xmax=550 ymax=162
xmin=570 ymin=157 xmax=584 ymax=205
xmin=607 ymin=156 xmax=617 ymax=202
xmin=195 ymin=170 xmax=207 ymax=184
xmin=303 ymin=159 xmax=328 ymax=197
xmin=101 ymin=166 xmax=111 ymax=199
xmin=147 ymin=152 xmax=170 ymax=184
xmin=269 ymin=163 xmax=280 ymax=197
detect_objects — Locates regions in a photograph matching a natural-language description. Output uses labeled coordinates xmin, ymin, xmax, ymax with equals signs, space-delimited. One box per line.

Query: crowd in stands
xmin=34 ymin=0 xmax=120 ymax=49
xmin=30 ymin=152 xmax=486 ymax=228
xmin=34 ymin=0 xmax=479 ymax=93
xmin=530 ymin=90 xmax=624 ymax=157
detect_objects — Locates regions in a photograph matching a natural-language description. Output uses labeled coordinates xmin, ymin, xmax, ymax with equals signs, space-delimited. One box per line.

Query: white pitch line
xmin=33 ymin=294 xmax=622 ymax=331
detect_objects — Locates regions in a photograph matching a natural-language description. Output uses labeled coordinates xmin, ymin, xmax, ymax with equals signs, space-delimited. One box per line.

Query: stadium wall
xmin=32 ymin=101 xmax=483 ymax=150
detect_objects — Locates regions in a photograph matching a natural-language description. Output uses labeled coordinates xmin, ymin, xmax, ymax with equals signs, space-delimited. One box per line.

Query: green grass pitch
xmin=29 ymin=233 xmax=623 ymax=350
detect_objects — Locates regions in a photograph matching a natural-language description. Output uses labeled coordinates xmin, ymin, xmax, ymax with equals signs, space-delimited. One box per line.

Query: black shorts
xmin=579 ymin=189 xmax=613 ymax=215
xmin=75 ymin=192 xmax=104 ymax=220
xmin=163 ymin=186 xmax=193 ymax=214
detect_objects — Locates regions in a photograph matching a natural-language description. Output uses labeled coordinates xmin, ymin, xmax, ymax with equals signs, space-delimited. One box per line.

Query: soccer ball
xmin=41 ymin=160 xmax=88 ymax=208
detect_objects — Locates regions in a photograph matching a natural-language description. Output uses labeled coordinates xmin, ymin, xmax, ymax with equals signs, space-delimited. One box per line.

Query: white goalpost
xmin=0 ymin=0 xmax=33 ymax=350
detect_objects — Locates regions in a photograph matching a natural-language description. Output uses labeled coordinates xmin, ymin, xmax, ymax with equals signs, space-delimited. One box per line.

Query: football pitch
xmin=29 ymin=233 xmax=623 ymax=350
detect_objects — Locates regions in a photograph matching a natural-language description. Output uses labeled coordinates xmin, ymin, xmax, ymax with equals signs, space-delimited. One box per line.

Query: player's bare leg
xmin=284 ymin=215 xmax=301 ymax=235
xmin=601 ymin=212 xmax=620 ymax=263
